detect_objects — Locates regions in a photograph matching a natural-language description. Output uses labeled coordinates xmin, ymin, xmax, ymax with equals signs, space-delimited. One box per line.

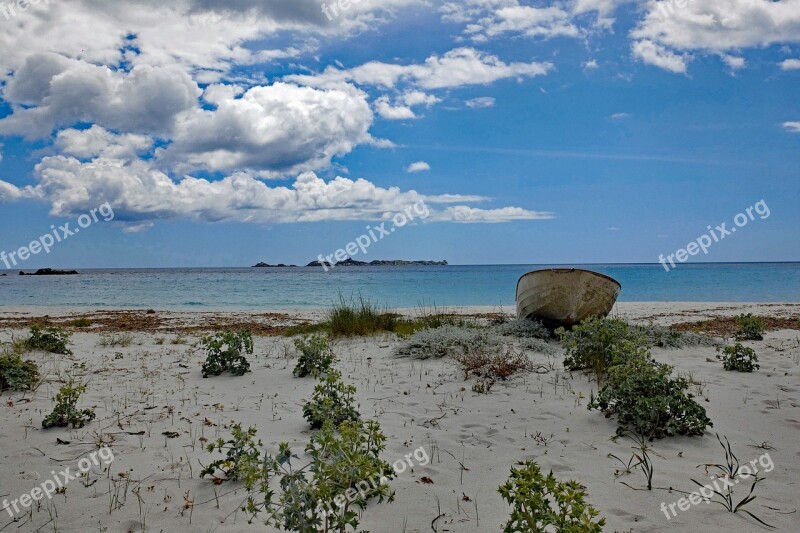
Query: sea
xmin=0 ymin=263 xmax=798 ymax=310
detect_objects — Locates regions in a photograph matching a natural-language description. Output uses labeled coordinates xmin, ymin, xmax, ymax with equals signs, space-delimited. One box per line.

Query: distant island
xmin=19 ymin=268 xmax=79 ymax=276
xmin=253 ymin=259 xmax=448 ymax=268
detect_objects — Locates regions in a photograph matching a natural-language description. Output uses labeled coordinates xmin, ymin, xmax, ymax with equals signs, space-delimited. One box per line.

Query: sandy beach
xmin=1 ymin=302 xmax=799 ymax=532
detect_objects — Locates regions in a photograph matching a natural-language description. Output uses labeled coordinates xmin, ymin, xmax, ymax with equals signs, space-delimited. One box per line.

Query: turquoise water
xmin=0 ymin=263 xmax=798 ymax=309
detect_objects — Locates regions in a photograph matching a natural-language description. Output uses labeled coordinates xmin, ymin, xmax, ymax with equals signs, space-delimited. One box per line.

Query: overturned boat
xmin=516 ymin=269 xmax=621 ymax=328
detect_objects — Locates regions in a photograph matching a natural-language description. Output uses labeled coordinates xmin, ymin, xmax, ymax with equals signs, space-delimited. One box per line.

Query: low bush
xmin=27 ymin=325 xmax=73 ymax=355
xmin=498 ymin=461 xmax=605 ymax=532
xmin=303 ymin=370 xmax=361 ymax=430
xmin=293 ymin=335 xmax=335 ymax=378
xmin=393 ymin=325 xmax=499 ymax=359
xmin=204 ymin=420 xmax=394 ymax=533
xmin=493 ymin=318 xmax=550 ymax=339
xmin=42 ymin=380 xmax=96 ymax=429
xmin=636 ymin=325 xmax=719 ymax=349
xmin=558 ymin=317 xmax=650 ymax=382
xmin=716 ymin=343 xmax=759 ymax=372
xmin=735 ymin=314 xmax=765 ymax=341
xmin=201 ymin=423 xmax=262 ymax=482
xmin=201 ymin=330 xmax=253 ymax=378
xmin=454 ymin=346 xmax=534 ymax=381
xmin=588 ymin=358 xmax=711 ymax=439
xmin=0 ymin=352 xmax=40 ymax=393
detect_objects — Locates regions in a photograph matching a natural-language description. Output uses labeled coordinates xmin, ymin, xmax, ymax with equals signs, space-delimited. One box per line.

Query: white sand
xmin=1 ymin=303 xmax=798 ymax=532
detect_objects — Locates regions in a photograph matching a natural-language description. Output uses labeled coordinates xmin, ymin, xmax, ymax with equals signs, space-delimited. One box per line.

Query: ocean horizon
xmin=2 ymin=262 xmax=798 ymax=309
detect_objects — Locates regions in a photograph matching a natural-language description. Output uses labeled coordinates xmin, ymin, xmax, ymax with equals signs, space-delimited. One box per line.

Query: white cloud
xmin=0 ymin=156 xmax=548 ymax=225
xmin=632 ymin=0 xmax=800 ymax=73
xmin=465 ymin=97 xmax=496 ymax=108
xmin=462 ymin=4 xmax=580 ymax=42
xmin=632 ymin=40 xmax=688 ymax=74
xmin=583 ymin=59 xmax=599 ymax=70
xmin=158 ymin=83 xmax=375 ymax=176
xmin=406 ymin=161 xmax=431 ymax=173
xmin=438 ymin=205 xmax=554 ymax=223
xmin=55 ymin=126 xmax=153 ymax=160
xmin=609 ymin=112 xmax=630 ymax=120
xmin=721 ymin=54 xmax=746 ymax=72
xmin=375 ymin=97 xmax=417 ymax=120
xmin=0 ymin=54 xmax=201 ymax=139
xmin=784 ymin=121 xmax=800 ymax=133
xmin=780 ymin=58 xmax=800 ymax=70
xmin=286 ymin=48 xmax=553 ymax=90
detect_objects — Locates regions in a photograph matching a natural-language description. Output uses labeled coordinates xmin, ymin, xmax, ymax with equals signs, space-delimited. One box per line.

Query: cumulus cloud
xmin=632 ymin=0 xmax=800 ymax=73
xmin=286 ymin=48 xmax=553 ymax=90
xmin=0 ymin=54 xmax=201 ymax=139
xmin=780 ymin=58 xmax=800 ymax=70
xmin=158 ymin=82 xmax=375 ymax=176
xmin=375 ymin=97 xmax=417 ymax=120
xmin=406 ymin=161 xmax=431 ymax=173
xmin=784 ymin=121 xmax=800 ymax=133
xmin=0 ymin=156 xmax=548 ymax=225
xmin=55 ymin=126 xmax=153 ymax=160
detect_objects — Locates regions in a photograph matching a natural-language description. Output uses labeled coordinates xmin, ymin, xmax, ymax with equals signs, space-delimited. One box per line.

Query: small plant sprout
xmin=609 ymin=430 xmax=655 ymax=490
xmin=691 ymin=434 xmax=774 ymax=528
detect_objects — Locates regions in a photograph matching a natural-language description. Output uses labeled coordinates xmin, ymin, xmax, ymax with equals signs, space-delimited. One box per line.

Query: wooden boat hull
xmin=516 ymin=269 xmax=621 ymax=328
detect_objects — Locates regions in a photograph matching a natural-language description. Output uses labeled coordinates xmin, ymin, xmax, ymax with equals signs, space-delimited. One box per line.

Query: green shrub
xmin=716 ymin=343 xmax=759 ymax=372
xmin=69 ymin=318 xmax=92 ymax=328
xmin=588 ymin=358 xmax=711 ymax=439
xmin=27 ymin=325 xmax=73 ymax=355
xmin=635 ymin=324 xmax=719 ymax=349
xmin=328 ymin=295 xmax=398 ymax=337
xmin=201 ymin=330 xmax=253 ymax=378
xmin=735 ymin=314 xmax=765 ymax=341
xmin=202 ymin=420 xmax=394 ymax=532
xmin=293 ymin=335 xmax=335 ymax=378
xmin=498 ymin=461 xmax=605 ymax=532
xmin=42 ymin=380 xmax=96 ymax=429
xmin=303 ymin=370 xmax=361 ymax=430
xmin=394 ymin=325 xmax=499 ymax=359
xmin=200 ymin=423 xmax=262 ymax=481
xmin=558 ymin=318 xmax=650 ymax=382
xmin=0 ymin=352 xmax=40 ymax=392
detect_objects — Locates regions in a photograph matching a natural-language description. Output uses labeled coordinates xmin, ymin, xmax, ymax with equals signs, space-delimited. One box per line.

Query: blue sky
xmin=0 ymin=0 xmax=798 ymax=268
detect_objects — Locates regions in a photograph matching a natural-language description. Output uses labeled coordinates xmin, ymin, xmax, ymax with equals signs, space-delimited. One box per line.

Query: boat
xmin=516 ymin=269 xmax=621 ymax=328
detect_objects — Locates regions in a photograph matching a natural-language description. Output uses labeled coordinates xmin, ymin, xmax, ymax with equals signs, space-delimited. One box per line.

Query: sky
xmin=0 ymin=0 xmax=798 ymax=268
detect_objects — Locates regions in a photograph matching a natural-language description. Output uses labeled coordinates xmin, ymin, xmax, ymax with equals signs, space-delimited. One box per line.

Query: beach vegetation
xmin=303 ymin=370 xmax=360 ymax=430
xmin=588 ymin=358 xmax=711 ymax=439
xmin=0 ymin=350 xmax=40 ymax=393
xmin=454 ymin=345 xmax=534 ymax=381
xmin=98 ymin=333 xmax=135 ymax=347
xmin=42 ymin=380 xmax=96 ymax=429
xmin=200 ymin=330 xmax=253 ymax=378
xmin=492 ymin=318 xmax=550 ymax=339
xmin=559 ymin=317 xmax=650 ymax=382
xmin=26 ymin=325 xmax=73 ymax=355
xmin=691 ymin=434 xmax=773 ymax=528
xmin=498 ymin=461 xmax=605 ymax=532
xmin=636 ymin=324 xmax=719 ymax=349
xmin=293 ymin=335 xmax=335 ymax=378
xmin=716 ymin=343 xmax=759 ymax=372
xmin=328 ymin=294 xmax=399 ymax=337
xmin=68 ymin=317 xmax=92 ymax=328
xmin=203 ymin=419 xmax=393 ymax=533
xmin=735 ymin=314 xmax=765 ymax=341
xmin=394 ymin=325 xmax=499 ymax=359
xmin=608 ymin=430 xmax=655 ymax=491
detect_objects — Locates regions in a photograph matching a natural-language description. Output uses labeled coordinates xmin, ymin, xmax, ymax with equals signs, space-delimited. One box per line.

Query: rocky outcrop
xmin=307 ymin=258 xmax=448 ymax=267
xmin=306 ymin=260 xmax=334 ymax=267
xmin=252 ymin=262 xmax=297 ymax=268
xmin=19 ymin=268 xmax=79 ymax=276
